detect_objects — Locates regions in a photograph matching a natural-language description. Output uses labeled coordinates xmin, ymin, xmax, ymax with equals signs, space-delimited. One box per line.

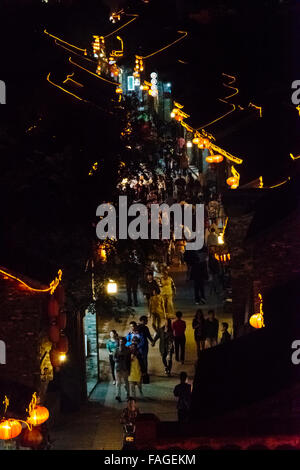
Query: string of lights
xmin=269 ymin=177 xmax=291 ymax=188
xmin=196 ymin=73 xmax=239 ymax=130
xmin=44 ymin=29 xmax=87 ymax=53
xmin=55 ymin=40 xmax=96 ymax=64
xmin=0 ymin=268 xmax=62 ymax=295
xmin=249 ymin=102 xmax=263 ymax=118
xmin=140 ymin=31 xmax=188 ymax=60
xmin=104 ymin=14 xmax=139 ymax=39
xmin=68 ymin=57 xmax=120 ymax=86
xmin=47 ymin=73 xmax=84 ymax=101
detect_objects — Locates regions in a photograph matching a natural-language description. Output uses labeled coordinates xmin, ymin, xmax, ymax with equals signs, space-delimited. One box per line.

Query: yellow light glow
xmin=107 ymin=280 xmax=118 ymax=294
xmin=104 ymin=14 xmax=138 ymax=39
xmin=290 ymin=153 xmax=300 ymax=160
xmin=47 ymin=73 xmax=84 ymax=101
xmin=44 ymin=29 xmax=87 ymax=53
xmin=0 ymin=268 xmax=62 ymax=295
xmin=249 ymin=102 xmax=262 ymax=118
xmin=140 ymin=31 xmax=188 ymax=59
xmin=69 ymin=57 xmax=120 ymax=86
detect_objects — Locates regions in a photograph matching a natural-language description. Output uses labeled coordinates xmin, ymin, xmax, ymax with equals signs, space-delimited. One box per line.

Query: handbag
xmin=142 ymin=373 xmax=150 ymax=384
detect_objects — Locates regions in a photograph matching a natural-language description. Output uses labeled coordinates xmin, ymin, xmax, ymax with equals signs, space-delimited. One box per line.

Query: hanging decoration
xmin=0 ymin=394 xmax=49 ymax=441
xmin=227 ymin=166 xmax=240 ymax=189
xmin=249 ymin=293 xmax=265 ymax=329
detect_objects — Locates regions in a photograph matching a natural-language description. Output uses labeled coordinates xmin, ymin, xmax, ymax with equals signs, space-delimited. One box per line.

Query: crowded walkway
xmin=50 ymin=261 xmax=232 ymax=450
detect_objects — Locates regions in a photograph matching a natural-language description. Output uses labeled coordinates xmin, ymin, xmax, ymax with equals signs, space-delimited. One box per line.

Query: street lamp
xmin=106 ymin=279 xmax=118 ymax=294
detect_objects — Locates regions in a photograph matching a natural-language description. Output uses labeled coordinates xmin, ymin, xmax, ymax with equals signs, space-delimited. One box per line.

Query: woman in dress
xmin=160 ymin=268 xmax=176 ymax=318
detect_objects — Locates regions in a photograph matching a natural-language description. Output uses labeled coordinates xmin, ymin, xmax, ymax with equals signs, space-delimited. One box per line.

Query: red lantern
xmin=227 ymin=176 xmax=239 ymax=187
xmin=49 ymin=347 xmax=61 ymax=368
xmin=20 ymin=426 xmax=43 ymax=449
xmin=249 ymin=313 xmax=264 ymax=329
xmin=54 ymin=285 xmax=65 ymax=305
xmin=0 ymin=419 xmax=22 ymax=440
xmin=48 ymin=323 xmax=60 ymax=343
xmin=58 ymin=312 xmax=67 ymax=330
xmin=27 ymin=406 xmax=49 ymax=426
xmin=57 ymin=335 xmax=69 ymax=354
xmin=48 ymin=298 xmax=59 ymax=318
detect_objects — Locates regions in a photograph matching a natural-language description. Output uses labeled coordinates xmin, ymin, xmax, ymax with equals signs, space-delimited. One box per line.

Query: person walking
xmin=205 ymin=310 xmax=219 ymax=348
xmin=159 ymin=268 xmax=176 ymax=318
xmin=149 ymin=291 xmax=166 ymax=332
xmin=173 ymin=372 xmax=192 ymax=423
xmin=124 ymin=251 xmax=140 ymax=307
xmin=172 ymin=311 xmax=186 ymax=364
xmin=192 ymin=310 xmax=205 ymax=356
xmin=152 ymin=319 xmax=175 ymax=376
xmin=142 ymin=272 xmax=160 ymax=313
xmin=128 ymin=342 xmax=146 ymax=398
xmin=208 ymin=247 xmax=221 ymax=297
xmin=137 ymin=315 xmax=154 ymax=373
xmin=106 ymin=330 xmax=119 ymax=384
xmin=114 ymin=337 xmax=131 ymax=402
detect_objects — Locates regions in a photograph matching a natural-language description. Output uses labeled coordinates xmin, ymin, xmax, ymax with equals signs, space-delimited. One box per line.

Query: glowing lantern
xmin=57 ymin=335 xmax=69 ymax=354
xmin=227 ymin=176 xmax=239 ymax=187
xmin=20 ymin=427 xmax=43 ymax=449
xmin=0 ymin=419 xmax=22 ymax=440
xmin=27 ymin=406 xmax=49 ymax=427
xmin=115 ymin=87 xmax=123 ymax=94
xmin=140 ymin=85 xmax=149 ymax=91
xmin=106 ymin=279 xmax=117 ymax=294
xmin=249 ymin=313 xmax=264 ymax=329
xmin=48 ymin=298 xmax=59 ymax=318
xmin=50 ymin=347 xmax=61 ymax=368
xmin=187 ymin=141 xmax=193 ymax=148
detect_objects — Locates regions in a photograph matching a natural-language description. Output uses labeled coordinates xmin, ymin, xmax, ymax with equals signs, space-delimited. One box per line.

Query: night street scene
xmin=2 ymin=0 xmax=300 ymax=457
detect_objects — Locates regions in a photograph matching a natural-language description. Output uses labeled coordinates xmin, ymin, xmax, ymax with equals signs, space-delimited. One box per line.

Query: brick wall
xmin=0 ymin=272 xmax=49 ymax=392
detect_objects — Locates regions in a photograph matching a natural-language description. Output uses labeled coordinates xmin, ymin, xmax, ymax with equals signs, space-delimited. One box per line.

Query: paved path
xmin=51 ymin=264 xmax=232 ymax=450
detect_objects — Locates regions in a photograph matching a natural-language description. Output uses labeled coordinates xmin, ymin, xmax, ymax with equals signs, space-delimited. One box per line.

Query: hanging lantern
xmin=115 ymin=87 xmax=123 ymax=94
xmin=57 ymin=335 xmax=69 ymax=354
xmin=48 ymin=298 xmax=59 ymax=318
xmin=0 ymin=419 xmax=22 ymax=440
xmin=227 ymin=176 xmax=239 ymax=187
xmin=249 ymin=313 xmax=264 ymax=329
xmin=48 ymin=322 xmax=60 ymax=343
xmin=106 ymin=279 xmax=118 ymax=294
xmin=206 ymin=154 xmax=223 ymax=164
xmin=20 ymin=426 xmax=43 ymax=449
xmin=50 ymin=347 xmax=61 ymax=368
xmin=57 ymin=312 xmax=67 ymax=330
xmin=27 ymin=406 xmax=49 ymax=427
xmin=192 ymin=137 xmax=200 ymax=144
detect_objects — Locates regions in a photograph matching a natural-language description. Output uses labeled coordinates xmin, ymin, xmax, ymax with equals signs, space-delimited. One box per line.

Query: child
xmin=220 ymin=322 xmax=231 ymax=344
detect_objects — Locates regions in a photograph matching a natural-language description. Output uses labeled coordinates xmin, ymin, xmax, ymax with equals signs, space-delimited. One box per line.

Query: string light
xmin=0 ymin=268 xmax=62 ymax=295
xmin=68 ymin=57 xmax=120 ymax=86
xmin=104 ymin=14 xmax=138 ymax=39
xmin=249 ymin=102 xmax=262 ymax=118
xmin=62 ymin=73 xmax=83 ymax=87
xmin=47 ymin=73 xmax=84 ymax=101
xmin=269 ymin=177 xmax=291 ymax=189
xmin=290 ymin=153 xmax=300 ymax=160
xmin=140 ymin=31 xmax=188 ymax=59
xmin=196 ymin=73 xmax=238 ymax=130
xmin=55 ymin=40 xmax=96 ymax=63
xmin=44 ymin=29 xmax=87 ymax=54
